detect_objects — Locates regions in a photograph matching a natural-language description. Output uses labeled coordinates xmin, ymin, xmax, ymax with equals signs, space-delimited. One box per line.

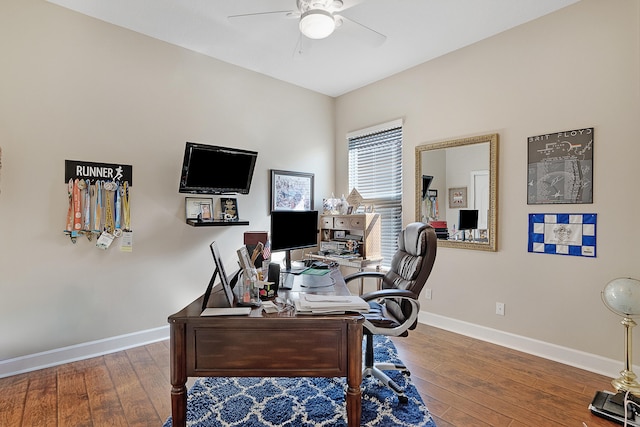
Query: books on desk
xmin=294 ymin=294 xmax=369 ymax=314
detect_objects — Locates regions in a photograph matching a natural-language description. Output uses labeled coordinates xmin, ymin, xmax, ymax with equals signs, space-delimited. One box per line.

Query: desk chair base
xmin=364 ymin=334 xmax=410 ymax=403
xmin=363 ymin=364 xmax=410 ymax=403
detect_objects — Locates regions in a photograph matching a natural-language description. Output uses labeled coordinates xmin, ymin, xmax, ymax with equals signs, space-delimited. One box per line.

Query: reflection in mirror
xmin=415 ymin=134 xmax=498 ymax=251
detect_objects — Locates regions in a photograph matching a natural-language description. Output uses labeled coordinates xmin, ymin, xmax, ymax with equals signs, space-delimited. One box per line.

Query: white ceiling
xmin=46 ymin=0 xmax=580 ymax=97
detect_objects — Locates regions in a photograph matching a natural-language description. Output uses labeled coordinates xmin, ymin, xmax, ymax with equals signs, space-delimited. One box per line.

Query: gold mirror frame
xmin=415 ymin=133 xmax=498 ymax=251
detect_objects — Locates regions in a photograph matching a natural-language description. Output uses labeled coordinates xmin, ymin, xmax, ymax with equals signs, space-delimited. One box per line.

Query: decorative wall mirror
xmin=415 ymin=133 xmax=498 ymax=251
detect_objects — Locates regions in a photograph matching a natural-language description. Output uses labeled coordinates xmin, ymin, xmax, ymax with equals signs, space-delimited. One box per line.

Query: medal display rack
xmin=63 ymin=160 xmax=133 ymax=248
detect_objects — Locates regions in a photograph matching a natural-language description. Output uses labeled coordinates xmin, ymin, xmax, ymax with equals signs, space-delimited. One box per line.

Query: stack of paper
xmin=295 ymin=294 xmax=370 ymax=314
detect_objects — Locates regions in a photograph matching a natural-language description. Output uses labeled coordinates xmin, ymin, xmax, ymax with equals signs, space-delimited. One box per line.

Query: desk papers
xmin=295 ymin=294 xmax=369 ymax=314
xmin=201 ymin=307 xmax=251 ymax=316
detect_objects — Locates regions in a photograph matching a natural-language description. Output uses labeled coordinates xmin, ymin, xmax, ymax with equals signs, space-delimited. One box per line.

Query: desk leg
xmin=346 ymin=319 xmax=363 ymax=427
xmin=170 ymin=322 xmax=187 ymax=427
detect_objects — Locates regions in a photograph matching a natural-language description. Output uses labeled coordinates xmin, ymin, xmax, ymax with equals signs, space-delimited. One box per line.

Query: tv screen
xmin=458 ymin=209 xmax=479 ymax=230
xmin=270 ymin=210 xmax=319 ymax=252
xmin=179 ymin=142 xmax=258 ymax=194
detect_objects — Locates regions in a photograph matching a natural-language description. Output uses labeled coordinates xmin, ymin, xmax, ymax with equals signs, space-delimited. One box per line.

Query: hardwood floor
xmin=0 ymin=324 xmax=616 ymax=426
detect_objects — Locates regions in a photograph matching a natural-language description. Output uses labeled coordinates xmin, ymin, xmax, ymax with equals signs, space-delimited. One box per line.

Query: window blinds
xmin=348 ymin=125 xmax=402 ymax=268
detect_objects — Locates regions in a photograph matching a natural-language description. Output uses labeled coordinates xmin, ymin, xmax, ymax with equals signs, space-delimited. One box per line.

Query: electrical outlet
xmin=496 ymin=302 xmax=505 ymax=316
xmin=425 ymin=288 xmax=432 ymax=300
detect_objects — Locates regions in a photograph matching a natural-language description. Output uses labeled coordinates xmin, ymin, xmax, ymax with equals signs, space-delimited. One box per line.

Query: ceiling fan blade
xmin=337 ymin=0 xmax=367 ymax=12
xmin=228 ymin=10 xmax=297 ymax=20
xmin=338 ymin=15 xmax=387 ymax=46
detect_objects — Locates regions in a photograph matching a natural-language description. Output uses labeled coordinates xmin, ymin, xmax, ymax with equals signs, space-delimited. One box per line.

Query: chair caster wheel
xmin=399 ymin=395 xmax=408 ymax=404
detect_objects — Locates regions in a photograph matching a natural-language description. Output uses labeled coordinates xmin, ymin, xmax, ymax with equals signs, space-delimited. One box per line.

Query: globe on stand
xmin=602 ymin=277 xmax=640 ymax=396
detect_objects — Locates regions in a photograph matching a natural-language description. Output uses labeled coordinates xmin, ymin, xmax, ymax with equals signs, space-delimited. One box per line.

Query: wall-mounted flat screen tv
xmin=179 ymin=142 xmax=258 ymax=194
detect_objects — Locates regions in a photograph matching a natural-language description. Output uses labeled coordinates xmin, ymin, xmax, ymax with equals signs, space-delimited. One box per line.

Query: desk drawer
xmin=335 ymin=218 xmax=365 ymax=230
xmin=321 ymin=216 xmax=334 ymax=228
xmin=187 ymin=324 xmax=348 ymax=377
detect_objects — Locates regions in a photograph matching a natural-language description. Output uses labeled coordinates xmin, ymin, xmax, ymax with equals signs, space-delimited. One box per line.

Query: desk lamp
xmin=602 ymin=277 xmax=640 ymax=396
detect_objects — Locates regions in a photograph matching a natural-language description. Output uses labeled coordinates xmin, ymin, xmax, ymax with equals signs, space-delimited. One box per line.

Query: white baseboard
xmin=0 ymin=314 xmax=624 ymax=380
xmin=0 ymin=325 xmax=170 ymax=379
xmin=418 ymin=311 xmax=623 ymax=378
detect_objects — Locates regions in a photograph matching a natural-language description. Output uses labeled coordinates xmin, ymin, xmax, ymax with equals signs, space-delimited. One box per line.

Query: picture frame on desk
xmin=270 ymin=169 xmax=314 ymax=212
xmin=185 ymin=197 xmax=214 ymax=220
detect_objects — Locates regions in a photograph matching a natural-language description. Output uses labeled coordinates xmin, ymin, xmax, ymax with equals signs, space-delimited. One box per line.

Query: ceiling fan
xmin=228 ymin=0 xmax=386 ymax=44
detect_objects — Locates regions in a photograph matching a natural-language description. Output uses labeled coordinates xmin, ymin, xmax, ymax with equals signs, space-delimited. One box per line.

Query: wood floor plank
xmin=0 ymin=373 xmax=29 ymax=426
xmin=21 ymin=369 xmax=58 ymax=426
xmin=57 ymin=362 xmax=92 ymax=427
xmin=145 ymin=340 xmax=171 ymax=385
xmin=82 ymin=356 xmax=129 ymax=427
xmin=126 ymin=345 xmax=172 ymax=421
xmin=103 ymin=350 xmax=162 ymax=426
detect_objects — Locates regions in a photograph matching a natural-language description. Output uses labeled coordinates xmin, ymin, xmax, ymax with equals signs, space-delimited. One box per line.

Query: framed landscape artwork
xmin=270 ymin=169 xmax=314 ymax=211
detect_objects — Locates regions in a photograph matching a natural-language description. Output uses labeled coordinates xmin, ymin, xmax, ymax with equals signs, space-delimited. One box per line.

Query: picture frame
xmin=528 ymin=213 xmax=597 ymax=257
xmin=364 ymin=205 xmax=374 ymax=213
xmin=220 ymin=197 xmax=239 ymax=221
xmin=448 ymin=187 xmax=467 ymax=209
xmin=347 ymin=206 xmax=354 ymax=215
xmin=334 ymin=230 xmax=346 ymax=239
xmin=527 ymin=127 xmax=594 ymax=204
xmin=270 ymin=169 xmax=314 ymax=211
xmin=185 ymin=197 xmax=214 ymax=220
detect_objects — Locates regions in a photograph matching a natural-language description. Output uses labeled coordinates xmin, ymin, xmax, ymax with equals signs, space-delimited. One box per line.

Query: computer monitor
xmin=201 ymin=241 xmax=238 ymax=310
xmin=270 ymin=210 xmax=319 ymax=272
xmin=458 ymin=209 xmax=479 ymax=231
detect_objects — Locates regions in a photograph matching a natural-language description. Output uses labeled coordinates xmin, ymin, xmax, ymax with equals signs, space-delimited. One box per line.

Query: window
xmin=348 ymin=120 xmax=403 ymax=268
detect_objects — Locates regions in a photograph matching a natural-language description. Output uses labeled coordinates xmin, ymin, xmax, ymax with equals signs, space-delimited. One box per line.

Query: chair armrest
xmin=362 ymin=290 xmax=421 ymax=337
xmin=344 ymin=271 xmax=385 ymax=283
xmin=360 ymin=288 xmax=417 ymax=303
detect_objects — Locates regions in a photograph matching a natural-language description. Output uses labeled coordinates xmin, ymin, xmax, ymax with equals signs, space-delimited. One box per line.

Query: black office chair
xmin=344 ymin=222 xmax=437 ymax=403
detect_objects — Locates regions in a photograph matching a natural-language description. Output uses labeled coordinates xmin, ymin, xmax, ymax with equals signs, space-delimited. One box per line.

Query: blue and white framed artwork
xmin=528 ymin=213 xmax=597 ymax=257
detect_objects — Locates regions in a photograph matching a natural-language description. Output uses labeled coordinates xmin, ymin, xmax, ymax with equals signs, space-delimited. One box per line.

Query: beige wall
xmin=2 ymin=0 xmax=639 ymax=371
xmin=336 ymin=0 xmax=640 ymax=361
xmin=0 ymin=0 xmax=334 ymax=360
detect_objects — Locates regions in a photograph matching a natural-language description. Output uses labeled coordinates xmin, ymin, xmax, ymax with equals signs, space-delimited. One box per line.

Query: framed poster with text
xmin=527 ymin=128 xmax=593 ymax=204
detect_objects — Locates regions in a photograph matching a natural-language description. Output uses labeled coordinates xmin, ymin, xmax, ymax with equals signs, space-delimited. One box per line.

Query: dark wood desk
xmin=168 ymin=268 xmax=364 ymax=427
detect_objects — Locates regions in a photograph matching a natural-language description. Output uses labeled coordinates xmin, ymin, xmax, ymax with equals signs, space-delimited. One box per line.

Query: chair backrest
xmin=381 ymin=222 xmax=437 ymax=324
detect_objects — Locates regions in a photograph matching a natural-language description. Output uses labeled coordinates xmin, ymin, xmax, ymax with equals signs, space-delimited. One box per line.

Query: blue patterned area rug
xmin=163 ymin=335 xmax=436 ymax=427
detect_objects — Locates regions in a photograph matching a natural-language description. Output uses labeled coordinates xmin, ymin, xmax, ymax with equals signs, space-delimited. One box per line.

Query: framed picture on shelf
xmin=448 ymin=187 xmax=467 ymax=208
xmin=220 ymin=197 xmax=238 ymax=221
xmin=185 ymin=197 xmax=214 ymax=220
xmin=270 ymin=169 xmax=314 ymax=211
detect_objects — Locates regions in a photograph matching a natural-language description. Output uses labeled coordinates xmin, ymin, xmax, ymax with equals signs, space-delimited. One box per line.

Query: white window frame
xmin=347 ymin=119 xmax=403 ymax=268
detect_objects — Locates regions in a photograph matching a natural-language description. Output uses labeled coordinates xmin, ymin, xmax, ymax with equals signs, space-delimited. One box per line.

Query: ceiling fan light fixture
xmin=299 ymin=9 xmax=335 ymax=39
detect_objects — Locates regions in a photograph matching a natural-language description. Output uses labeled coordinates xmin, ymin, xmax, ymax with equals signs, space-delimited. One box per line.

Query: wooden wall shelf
xmin=186 ymin=219 xmax=249 ymax=227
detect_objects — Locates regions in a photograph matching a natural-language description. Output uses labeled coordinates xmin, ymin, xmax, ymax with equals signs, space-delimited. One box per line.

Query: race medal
xmin=72 ymin=179 xmax=82 ymax=233
xmin=120 ymin=231 xmax=133 ymax=252
xmin=96 ymin=231 xmax=115 ymax=250
xmin=65 ymin=179 xmax=74 ymax=232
